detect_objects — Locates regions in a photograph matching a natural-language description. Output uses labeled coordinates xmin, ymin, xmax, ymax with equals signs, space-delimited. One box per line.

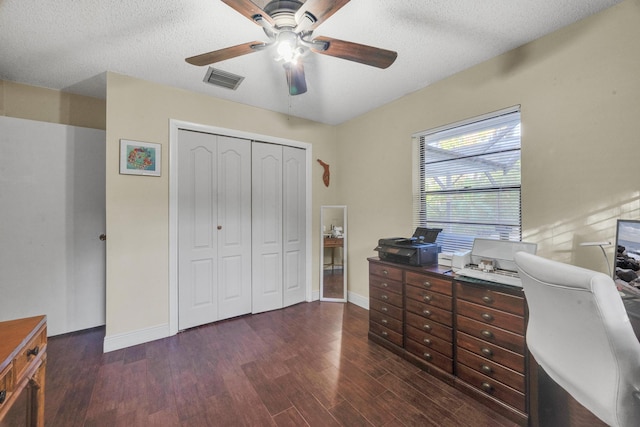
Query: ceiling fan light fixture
xmin=275 ymin=30 xmax=300 ymax=63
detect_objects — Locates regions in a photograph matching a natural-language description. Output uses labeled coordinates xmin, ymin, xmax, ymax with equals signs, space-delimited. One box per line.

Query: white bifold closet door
xmin=252 ymin=142 xmax=306 ymax=313
xmin=178 ymin=130 xmax=252 ymax=330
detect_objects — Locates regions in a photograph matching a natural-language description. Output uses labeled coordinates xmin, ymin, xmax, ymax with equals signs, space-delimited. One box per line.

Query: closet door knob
xmin=217 ymin=225 xmax=222 ymax=230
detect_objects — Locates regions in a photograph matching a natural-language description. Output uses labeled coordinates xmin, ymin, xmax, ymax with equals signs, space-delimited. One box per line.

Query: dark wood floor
xmin=40 ymin=302 xmax=519 ymax=427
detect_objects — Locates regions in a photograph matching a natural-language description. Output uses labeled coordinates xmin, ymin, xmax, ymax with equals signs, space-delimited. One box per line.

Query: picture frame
xmin=119 ymin=139 xmax=161 ymax=176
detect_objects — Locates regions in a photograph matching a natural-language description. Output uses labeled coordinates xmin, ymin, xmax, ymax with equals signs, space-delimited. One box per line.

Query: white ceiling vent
xmin=203 ymin=67 xmax=244 ymax=90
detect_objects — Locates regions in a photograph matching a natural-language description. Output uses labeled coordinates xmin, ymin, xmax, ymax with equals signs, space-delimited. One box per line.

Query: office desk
xmin=0 ymin=315 xmax=47 ymax=427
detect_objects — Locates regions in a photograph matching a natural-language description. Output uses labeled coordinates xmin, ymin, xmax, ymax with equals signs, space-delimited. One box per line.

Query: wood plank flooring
xmin=42 ymin=302 xmax=519 ymax=426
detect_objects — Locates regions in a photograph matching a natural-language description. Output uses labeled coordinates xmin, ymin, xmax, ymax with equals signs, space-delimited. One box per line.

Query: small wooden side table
xmin=0 ymin=315 xmax=47 ymax=427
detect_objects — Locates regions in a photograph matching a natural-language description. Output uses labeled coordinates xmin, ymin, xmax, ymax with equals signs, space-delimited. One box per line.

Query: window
xmin=413 ymin=107 xmax=521 ymax=254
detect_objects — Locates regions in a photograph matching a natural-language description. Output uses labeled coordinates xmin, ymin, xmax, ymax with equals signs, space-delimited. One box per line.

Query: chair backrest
xmin=515 ymin=251 xmax=640 ymax=427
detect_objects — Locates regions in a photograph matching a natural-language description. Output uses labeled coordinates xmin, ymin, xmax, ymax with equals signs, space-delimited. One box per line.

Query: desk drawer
xmin=406 ymin=325 xmax=453 ymax=358
xmin=457 ymin=299 xmax=525 ymax=335
xmin=406 ymin=299 xmax=452 ymax=326
xmin=457 ymin=348 xmax=525 ymax=393
xmin=370 ymin=298 xmax=403 ymax=320
xmin=406 ymin=284 xmax=452 ymax=311
xmin=406 ymin=311 xmax=452 ymax=342
xmin=370 ymin=309 xmax=403 ymax=334
xmin=369 ymin=321 xmax=403 ymax=347
xmin=405 ymin=338 xmax=453 ymax=373
xmin=457 ymin=315 xmax=525 ymax=355
xmin=370 ymin=275 xmax=403 ymax=295
xmin=370 ymin=286 xmax=403 ymax=308
xmin=455 ymin=282 xmax=524 ymax=316
xmin=0 ymin=363 xmax=13 ymax=408
xmin=457 ymin=363 xmax=526 ymax=412
xmin=457 ymin=332 xmax=524 ymax=373
xmin=405 ymin=271 xmax=452 ymax=296
xmin=369 ymin=263 xmax=403 ymax=282
xmin=14 ymin=324 xmax=46 ymax=381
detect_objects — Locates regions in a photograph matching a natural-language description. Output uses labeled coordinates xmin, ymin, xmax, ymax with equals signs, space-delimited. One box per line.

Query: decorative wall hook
xmin=317 ymin=159 xmax=330 ymax=187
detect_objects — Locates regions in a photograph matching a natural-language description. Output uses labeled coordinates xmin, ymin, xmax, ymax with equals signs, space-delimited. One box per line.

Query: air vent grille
xmin=203 ymin=67 xmax=244 ymax=90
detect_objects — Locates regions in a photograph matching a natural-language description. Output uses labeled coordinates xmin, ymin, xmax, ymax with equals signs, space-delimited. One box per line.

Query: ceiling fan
xmin=186 ymin=0 xmax=398 ymax=95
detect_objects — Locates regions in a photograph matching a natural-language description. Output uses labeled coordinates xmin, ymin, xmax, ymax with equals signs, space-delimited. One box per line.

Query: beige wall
xmin=337 ymin=0 xmax=640 ymax=298
xmin=105 ymin=72 xmax=338 ymax=337
xmin=0 ymin=79 xmax=105 ymax=130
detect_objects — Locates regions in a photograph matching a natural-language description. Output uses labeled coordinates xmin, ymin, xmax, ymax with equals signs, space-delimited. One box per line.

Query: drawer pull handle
xmin=482 ymin=295 xmax=494 ymax=304
xmin=381 ymin=282 xmax=388 ymax=288
xmin=423 ymin=352 xmax=432 ymax=360
xmin=481 ymin=382 xmax=493 ymax=393
xmin=481 ymin=347 xmax=493 ymax=357
xmin=0 ymin=389 xmax=6 ymax=405
xmin=481 ymin=313 xmax=494 ymax=321
xmin=481 ymin=365 xmax=493 ymax=374
xmin=423 ymin=324 xmax=432 ymax=331
xmin=423 ymin=281 xmax=432 ymax=288
xmin=423 ymin=309 xmax=432 ymax=317
xmin=381 ymin=331 xmax=389 ymax=337
xmin=381 ymin=319 xmax=388 ymax=325
xmin=423 ymin=295 xmax=432 ymax=302
xmin=481 ymin=330 xmax=494 ymax=339
xmin=381 ymin=295 xmax=389 ymax=300
xmin=381 ymin=306 xmax=388 ymax=312
xmin=382 ymin=270 xmax=389 ymax=276
xmin=423 ymin=338 xmax=432 ymax=345
xmin=27 ymin=346 xmax=39 ymax=358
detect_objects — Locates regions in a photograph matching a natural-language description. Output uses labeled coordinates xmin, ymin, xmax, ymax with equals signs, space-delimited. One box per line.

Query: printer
xmin=375 ymin=228 xmax=442 ymax=266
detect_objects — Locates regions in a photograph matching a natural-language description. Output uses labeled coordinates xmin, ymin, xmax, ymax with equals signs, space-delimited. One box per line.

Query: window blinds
xmin=413 ymin=107 xmax=521 ymax=253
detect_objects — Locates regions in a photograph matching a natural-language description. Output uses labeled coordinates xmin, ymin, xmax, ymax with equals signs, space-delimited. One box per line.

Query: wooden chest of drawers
xmin=368 ymin=262 xmax=404 ymax=348
xmin=368 ymin=258 xmax=529 ymax=426
xmin=404 ymin=271 xmax=453 ymax=373
xmin=455 ymin=281 xmax=527 ymax=415
xmin=0 ymin=315 xmax=47 ymax=427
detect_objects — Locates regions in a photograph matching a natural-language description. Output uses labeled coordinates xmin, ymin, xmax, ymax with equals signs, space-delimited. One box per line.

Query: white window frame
xmin=412 ymin=106 xmax=522 ymax=254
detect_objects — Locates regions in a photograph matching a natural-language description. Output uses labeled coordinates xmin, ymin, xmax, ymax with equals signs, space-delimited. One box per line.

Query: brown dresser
xmin=404 ymin=270 xmax=454 ymax=374
xmin=368 ymin=258 xmax=528 ymax=425
xmin=369 ymin=262 xmax=404 ymax=348
xmin=455 ymin=280 xmax=527 ymax=417
xmin=0 ymin=315 xmax=47 ymax=427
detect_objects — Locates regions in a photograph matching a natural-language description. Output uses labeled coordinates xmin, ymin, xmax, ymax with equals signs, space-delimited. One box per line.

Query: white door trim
xmin=169 ymin=119 xmax=313 ymax=336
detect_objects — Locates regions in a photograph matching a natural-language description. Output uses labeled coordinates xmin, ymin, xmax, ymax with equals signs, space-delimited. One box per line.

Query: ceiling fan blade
xmin=221 ymin=0 xmax=275 ymax=27
xmin=284 ymin=62 xmax=307 ymax=96
xmin=311 ymin=36 xmax=397 ymax=69
xmin=295 ymin=0 xmax=350 ymax=31
xmin=186 ymin=41 xmax=264 ymax=66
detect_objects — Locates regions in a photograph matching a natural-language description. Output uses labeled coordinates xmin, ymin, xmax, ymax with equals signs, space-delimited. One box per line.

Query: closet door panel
xmin=178 ymin=131 xmax=219 ymax=329
xmin=217 ymin=136 xmax=252 ymax=320
xmin=283 ymin=146 xmax=306 ymax=307
xmin=252 ymin=142 xmax=284 ymax=313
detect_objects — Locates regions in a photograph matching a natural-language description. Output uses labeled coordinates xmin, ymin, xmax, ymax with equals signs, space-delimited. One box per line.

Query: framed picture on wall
xmin=119 ymin=139 xmax=161 ymax=176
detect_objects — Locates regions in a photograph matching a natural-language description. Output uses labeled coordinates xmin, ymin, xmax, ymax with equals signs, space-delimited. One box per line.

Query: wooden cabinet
xmin=368 ymin=258 xmax=528 ymax=426
xmin=368 ymin=262 xmax=404 ymax=348
xmin=455 ymin=281 xmax=527 ymax=416
xmin=0 ymin=315 xmax=47 ymax=427
xmin=404 ymin=271 xmax=453 ymax=374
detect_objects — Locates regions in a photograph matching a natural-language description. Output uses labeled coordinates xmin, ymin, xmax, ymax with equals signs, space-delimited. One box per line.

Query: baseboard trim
xmin=348 ymin=291 xmax=369 ymax=310
xmin=103 ymin=323 xmax=169 ymax=353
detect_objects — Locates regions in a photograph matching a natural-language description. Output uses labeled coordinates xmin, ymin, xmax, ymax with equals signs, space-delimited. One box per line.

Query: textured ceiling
xmin=0 ymin=0 xmax=623 ymax=125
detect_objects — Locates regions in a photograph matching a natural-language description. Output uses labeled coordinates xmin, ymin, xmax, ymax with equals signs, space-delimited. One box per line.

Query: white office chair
xmin=514 ymin=251 xmax=640 ymax=427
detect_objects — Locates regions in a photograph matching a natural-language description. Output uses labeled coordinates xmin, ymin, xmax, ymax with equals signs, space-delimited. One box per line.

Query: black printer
xmin=374 ymin=227 xmax=442 ymax=266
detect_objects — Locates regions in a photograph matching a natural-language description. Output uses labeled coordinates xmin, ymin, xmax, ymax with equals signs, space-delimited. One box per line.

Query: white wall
xmin=0 ymin=116 xmax=106 ymax=336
